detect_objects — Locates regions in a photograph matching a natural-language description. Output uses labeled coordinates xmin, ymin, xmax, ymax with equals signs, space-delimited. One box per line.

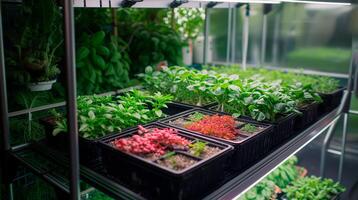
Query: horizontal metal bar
xmin=209 ymin=62 xmax=349 ymax=78
xmin=349 ymin=109 xmax=358 ymax=115
xmin=8 ymin=85 xmax=143 ymax=118
xmin=327 ymin=148 xmax=342 ymax=155
xmin=8 ymin=102 xmax=66 ymax=118
xmin=204 ymin=107 xmax=342 ymax=200
xmin=264 ymin=66 xmax=349 ymax=79
xmin=10 ymin=147 xmax=70 ymax=194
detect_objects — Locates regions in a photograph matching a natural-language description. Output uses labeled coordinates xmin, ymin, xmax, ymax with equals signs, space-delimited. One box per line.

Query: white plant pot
xmin=27 ymin=79 xmax=56 ymax=92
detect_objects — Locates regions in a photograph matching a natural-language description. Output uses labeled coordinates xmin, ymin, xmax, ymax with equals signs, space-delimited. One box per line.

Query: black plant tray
xmin=264 ymin=113 xmax=297 ymax=148
xmin=40 ymin=116 xmax=102 ymax=166
xmin=159 ymin=109 xmax=273 ymax=171
xmin=294 ymin=102 xmax=319 ymax=131
xmin=40 ymin=102 xmax=193 ymax=166
xmin=318 ymin=87 xmax=345 ymax=115
xmin=99 ymin=123 xmax=233 ymax=200
xmin=208 ymin=105 xmax=297 ymax=151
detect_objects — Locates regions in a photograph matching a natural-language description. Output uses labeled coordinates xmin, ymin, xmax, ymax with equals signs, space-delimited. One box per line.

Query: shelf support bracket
xmin=120 ymin=0 xmax=142 ymax=8
xmin=169 ymin=0 xmax=188 ymax=8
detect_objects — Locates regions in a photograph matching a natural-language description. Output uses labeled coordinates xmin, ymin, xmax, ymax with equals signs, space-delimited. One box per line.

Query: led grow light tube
xmin=190 ymin=0 xmax=282 ymax=4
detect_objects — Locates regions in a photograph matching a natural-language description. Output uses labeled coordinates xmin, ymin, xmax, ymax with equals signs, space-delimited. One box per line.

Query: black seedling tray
xmin=264 ymin=113 xmax=297 ymax=148
xmin=294 ymin=102 xmax=319 ymax=131
xmin=208 ymin=105 xmax=297 ymax=151
xmin=160 ymin=108 xmax=273 ymax=171
xmin=99 ymin=123 xmax=233 ymax=200
xmin=40 ymin=102 xmax=193 ymax=166
xmin=318 ymin=87 xmax=345 ymax=115
xmin=40 ymin=116 xmax=103 ymax=166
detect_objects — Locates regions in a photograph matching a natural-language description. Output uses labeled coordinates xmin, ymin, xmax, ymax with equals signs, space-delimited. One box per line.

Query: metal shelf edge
xmin=203 ymin=107 xmax=341 ymax=200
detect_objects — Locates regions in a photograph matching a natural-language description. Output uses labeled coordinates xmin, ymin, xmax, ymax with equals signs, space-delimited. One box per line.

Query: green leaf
xmin=53 ymin=128 xmax=63 ymax=136
xmin=155 ymin=109 xmax=163 ymax=117
xmin=88 ymin=111 xmax=95 ymax=119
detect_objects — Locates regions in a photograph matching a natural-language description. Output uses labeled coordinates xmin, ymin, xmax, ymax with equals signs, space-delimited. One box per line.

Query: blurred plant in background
xmin=164 ymin=8 xmax=205 ymax=42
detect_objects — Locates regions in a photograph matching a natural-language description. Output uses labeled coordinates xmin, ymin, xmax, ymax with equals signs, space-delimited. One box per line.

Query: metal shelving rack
xmin=0 ymin=1 xmax=356 ymax=200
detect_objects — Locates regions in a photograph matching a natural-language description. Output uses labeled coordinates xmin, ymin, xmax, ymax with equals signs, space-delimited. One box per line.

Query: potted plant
xmin=7 ymin=0 xmax=62 ymax=91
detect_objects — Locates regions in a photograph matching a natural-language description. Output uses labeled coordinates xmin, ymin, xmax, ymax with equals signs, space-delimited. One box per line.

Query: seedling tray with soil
xmin=160 ymin=109 xmax=273 ymax=171
xmin=99 ymin=123 xmax=233 ymax=200
xmin=40 ymin=102 xmax=193 ymax=166
xmin=209 ymin=105 xmax=298 ymax=151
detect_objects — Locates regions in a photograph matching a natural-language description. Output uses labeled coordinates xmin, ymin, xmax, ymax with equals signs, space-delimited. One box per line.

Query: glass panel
xmin=265 ymin=4 xmax=352 ymax=74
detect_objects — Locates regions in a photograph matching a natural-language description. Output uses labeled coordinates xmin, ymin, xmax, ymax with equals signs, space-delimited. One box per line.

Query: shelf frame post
xmin=62 ymin=0 xmax=80 ymax=199
xmin=320 ymin=44 xmax=356 ymax=181
xmin=0 ymin=1 xmax=14 ymax=199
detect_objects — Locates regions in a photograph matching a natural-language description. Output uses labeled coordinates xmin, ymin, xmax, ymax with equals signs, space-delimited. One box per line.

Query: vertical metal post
xmin=272 ymin=11 xmax=280 ymax=65
xmin=261 ymin=5 xmax=272 ymax=66
xmin=261 ymin=14 xmax=267 ymax=66
xmin=0 ymin=1 xmax=13 ymax=200
xmin=231 ymin=8 xmax=237 ymax=64
xmin=320 ymin=45 xmax=355 ymax=180
xmin=338 ymin=113 xmax=348 ymax=182
xmin=242 ymin=4 xmax=250 ymax=70
xmin=62 ymin=1 xmax=80 ymax=199
xmin=320 ymin=118 xmax=339 ymax=177
xmin=203 ymin=8 xmax=209 ymax=65
xmin=226 ymin=4 xmax=232 ymax=64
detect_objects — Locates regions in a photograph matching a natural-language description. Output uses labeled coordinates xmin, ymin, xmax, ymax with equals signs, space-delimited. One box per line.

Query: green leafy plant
xmin=76 ymin=31 xmax=130 ymax=95
xmin=241 ymin=124 xmax=257 ymax=133
xmin=164 ymin=8 xmax=205 ymax=41
xmin=189 ymin=140 xmax=207 ymax=157
xmin=283 ymin=176 xmax=345 ymax=200
xmin=140 ymin=66 xmax=301 ymax=121
xmin=237 ymin=179 xmax=277 ymax=200
xmin=7 ymin=0 xmax=62 ymax=83
xmin=121 ymin=23 xmax=184 ymax=75
xmin=188 ymin=112 xmax=205 ymax=123
xmin=265 ymin=156 xmax=300 ymax=189
xmin=53 ymin=90 xmax=173 ymax=139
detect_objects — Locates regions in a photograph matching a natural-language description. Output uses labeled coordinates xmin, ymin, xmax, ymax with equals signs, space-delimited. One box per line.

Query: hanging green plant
xmin=6 ymin=0 xmax=62 ymax=91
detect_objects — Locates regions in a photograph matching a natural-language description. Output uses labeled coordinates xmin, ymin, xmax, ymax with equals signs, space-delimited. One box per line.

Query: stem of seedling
xmin=196 ymin=96 xmax=202 ymax=106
